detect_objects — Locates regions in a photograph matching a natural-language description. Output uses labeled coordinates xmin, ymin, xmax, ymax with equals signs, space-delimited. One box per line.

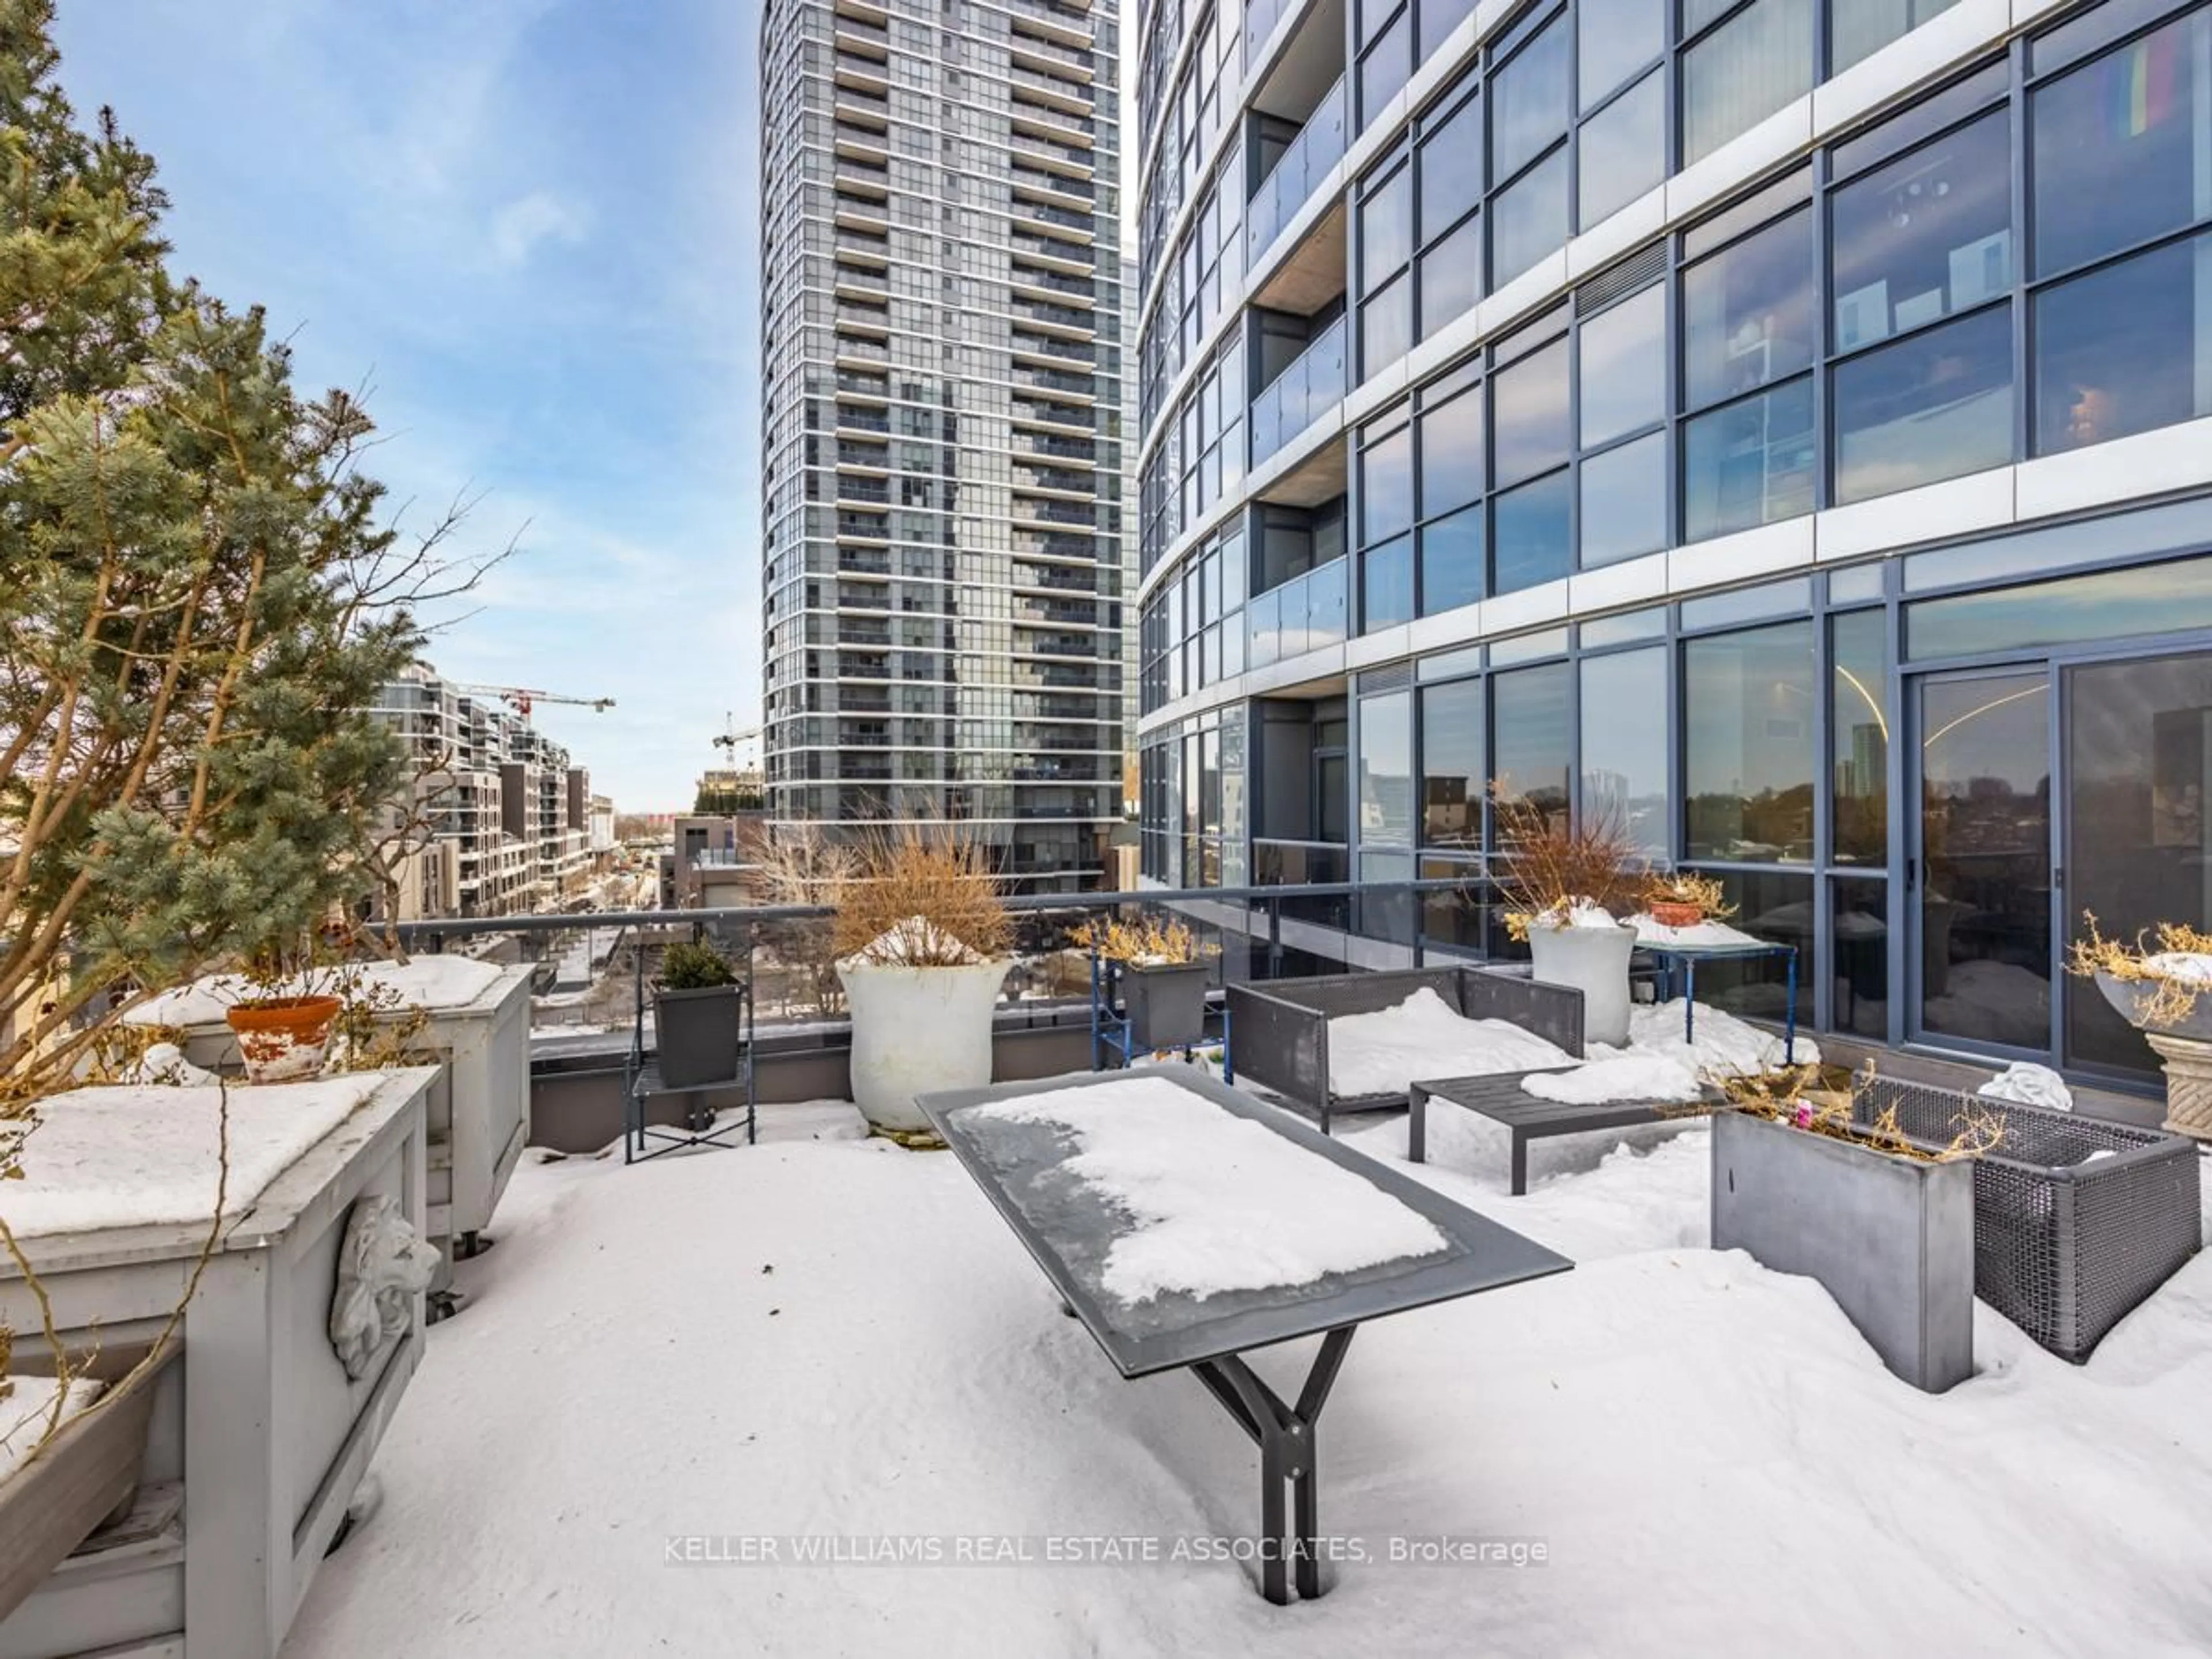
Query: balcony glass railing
xmin=1251 ymin=840 xmax=1351 ymax=929
xmin=1246 ymin=78 xmax=1347 ymax=265
xmin=1248 ymin=316 xmax=1347 ymax=464
xmin=1241 ymin=555 xmax=1350 ymax=670
xmin=1243 ymin=0 xmax=1297 ymax=56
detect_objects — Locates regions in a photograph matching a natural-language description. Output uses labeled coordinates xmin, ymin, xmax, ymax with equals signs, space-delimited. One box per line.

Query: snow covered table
xmin=0 ymin=1068 xmax=437 ymax=1659
xmin=1637 ymin=939 xmax=1799 ymax=1063
xmin=918 ymin=1069 xmax=1573 ymax=1604
xmin=1408 ymin=1071 xmax=1722 ymax=1193
xmin=127 ymin=960 xmax=533 ymax=1266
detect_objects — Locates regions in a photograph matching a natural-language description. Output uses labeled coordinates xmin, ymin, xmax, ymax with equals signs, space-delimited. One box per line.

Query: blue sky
xmin=54 ymin=0 xmax=762 ymax=810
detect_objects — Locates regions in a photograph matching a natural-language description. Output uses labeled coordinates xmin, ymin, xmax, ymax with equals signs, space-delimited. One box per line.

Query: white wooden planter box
xmin=149 ymin=964 xmax=532 ymax=1253
xmin=0 ymin=1068 xmax=437 ymax=1659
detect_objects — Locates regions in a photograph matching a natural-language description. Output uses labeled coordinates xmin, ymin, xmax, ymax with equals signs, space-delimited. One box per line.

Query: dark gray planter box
xmin=1854 ymin=1077 xmax=2202 ymax=1361
xmin=653 ymin=984 xmax=743 ymax=1089
xmin=1711 ymin=1108 xmax=1975 ymax=1393
xmin=1122 ymin=961 xmax=1208 ymax=1050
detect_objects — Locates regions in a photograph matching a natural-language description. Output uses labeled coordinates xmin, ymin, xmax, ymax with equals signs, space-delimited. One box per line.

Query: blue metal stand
xmin=1088 ymin=949 xmax=1234 ymax=1082
xmin=1646 ymin=941 xmax=1798 ymax=1064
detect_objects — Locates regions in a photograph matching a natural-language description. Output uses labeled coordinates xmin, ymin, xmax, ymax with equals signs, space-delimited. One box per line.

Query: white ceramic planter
xmin=1527 ymin=922 xmax=1637 ymax=1049
xmin=838 ymin=960 xmax=1011 ymax=1137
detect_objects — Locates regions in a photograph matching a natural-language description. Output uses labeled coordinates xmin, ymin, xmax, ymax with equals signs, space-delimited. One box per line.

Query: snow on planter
xmin=974 ymin=1075 xmax=1446 ymax=1302
xmin=1627 ymin=915 xmax=1763 ymax=948
xmin=123 ymin=956 xmax=503 ymax=1027
xmin=1522 ymin=1055 xmax=1705 ymax=1105
xmin=835 ymin=915 xmax=986 ymax=968
xmin=5 ymin=1075 xmax=384 ymax=1235
xmin=1327 ymin=987 xmax=1574 ymax=1097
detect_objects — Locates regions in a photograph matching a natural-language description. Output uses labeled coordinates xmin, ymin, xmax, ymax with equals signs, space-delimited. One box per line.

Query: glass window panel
xmin=1579 ymin=431 xmax=1669 ymax=566
xmin=1358 ymin=690 xmax=1415 ymax=843
xmin=1681 ymin=575 xmax=1810 ymax=628
xmin=1684 ymin=619 xmax=1817 ymax=861
xmin=1421 ymin=505 xmax=1487 ymax=612
xmin=1362 ymin=424 xmax=1415 ymax=543
xmin=1832 ymin=306 xmax=2014 ymax=505
xmin=1420 ymin=93 xmax=1484 ymax=240
xmin=1683 ymin=207 xmax=1815 ymax=411
xmin=1579 ymin=0 xmax=1665 ymax=108
xmin=1360 ymin=9 xmax=1415 ymax=127
xmin=1492 ymin=470 xmax=1573 ymax=594
xmin=1420 ymin=215 xmax=1484 ymax=339
xmin=1491 ymin=660 xmax=1573 ymax=838
xmin=1420 ymin=679 xmax=1484 ymax=847
xmin=1831 ymin=0 xmax=1960 ymax=75
xmin=1308 ymin=555 xmax=1350 ymax=645
xmin=2032 ymin=229 xmax=2212 ymax=456
xmin=1581 ymin=646 xmax=1671 ymax=854
xmin=1907 ymin=554 xmax=2212 ymax=658
xmin=1493 ymin=336 xmax=1571 ymax=485
xmin=1831 ymin=608 xmax=1891 ymax=865
xmin=1361 ymin=164 xmax=1414 ymax=290
xmin=1830 ymin=111 xmax=2011 ymax=354
xmin=1491 ymin=624 xmax=1569 ymax=664
xmin=1682 ymin=377 xmax=1816 ymax=540
xmin=1362 ymin=274 xmax=1414 ymax=377
xmin=1580 ymin=285 xmax=1666 ymax=445
xmin=1829 ymin=562 xmax=1884 ymax=604
xmin=1491 ymin=147 xmax=1569 ymax=285
xmin=1681 ymin=869 xmax=1816 ymax=1024
xmin=1493 ymin=17 xmax=1570 ymax=180
xmin=2032 ymin=9 xmax=2212 ymax=279
xmin=1421 ymin=855 xmax=1491 ymax=951
xmin=1419 ymin=384 xmax=1485 ymax=517
xmin=1681 ymin=0 xmax=1813 ymax=166
xmin=1421 ymin=0 xmax=1479 ymax=59
xmin=1419 ymin=643 xmax=1486 ymax=681
xmin=1362 ymin=534 xmax=1416 ymax=628
xmin=1581 ymin=604 xmax=1668 ymax=645
xmin=1830 ymin=878 xmax=1890 ymax=1036
xmin=1577 ymin=70 xmax=1665 ymax=230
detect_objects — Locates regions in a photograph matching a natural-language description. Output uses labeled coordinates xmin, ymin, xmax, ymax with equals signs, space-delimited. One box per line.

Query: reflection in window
xmin=2033 ymin=230 xmax=2212 ymax=455
xmin=1907 ymin=555 xmax=2212 ymax=659
xmin=1684 ymin=620 xmax=1816 ymax=861
xmin=1493 ymin=336 xmax=1571 ymax=485
xmin=1831 ymin=608 xmax=1890 ymax=864
xmin=1580 ymin=285 xmax=1666 ymax=446
xmin=1359 ymin=8 xmax=1414 ymax=128
xmin=1580 ymin=431 xmax=1669 ymax=566
xmin=1362 ymin=274 xmax=1414 ymax=377
xmin=1491 ymin=148 xmax=1569 ymax=286
xmin=1830 ymin=878 xmax=1889 ymax=1035
xmin=1420 ymin=384 xmax=1484 ymax=517
xmin=1420 ymin=679 xmax=1484 ymax=848
xmin=1832 ymin=306 xmax=2013 ymax=504
xmin=1362 ymin=423 xmax=1415 ymax=543
xmin=1493 ymin=17 xmax=1569 ymax=180
xmin=1491 ymin=661 xmax=1573 ymax=838
xmin=1579 ymin=0 xmax=1665 ymax=108
xmin=1421 ymin=214 xmax=1483 ymax=338
xmin=1421 ymin=505 xmax=1486 ymax=612
xmin=1683 ymin=207 xmax=1815 ymax=410
xmin=1420 ymin=91 xmax=1484 ymax=239
xmin=1581 ymin=647 xmax=1671 ymax=854
xmin=1363 ymin=535 xmax=1415 ymax=629
xmin=1359 ymin=691 xmax=1415 ymax=843
xmin=1831 ymin=0 xmax=1959 ymax=75
xmin=1361 ymin=164 xmax=1413 ymax=291
xmin=1681 ymin=0 xmax=1813 ymax=165
xmin=1578 ymin=70 xmax=1665 ymax=230
xmin=2033 ymin=9 xmax=2212 ymax=279
xmin=1831 ymin=112 xmax=2010 ymax=355
xmin=1683 ymin=377 xmax=1816 ymax=540
xmin=1493 ymin=469 xmax=1573 ymax=594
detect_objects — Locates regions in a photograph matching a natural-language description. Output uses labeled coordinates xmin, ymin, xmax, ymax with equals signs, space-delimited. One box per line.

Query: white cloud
xmin=489 ymin=191 xmax=590 ymax=267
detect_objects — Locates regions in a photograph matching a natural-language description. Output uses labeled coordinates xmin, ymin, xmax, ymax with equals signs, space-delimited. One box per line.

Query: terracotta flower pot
xmin=224 ymin=994 xmax=343 ymax=1083
xmin=1649 ymin=900 xmax=1705 ymax=929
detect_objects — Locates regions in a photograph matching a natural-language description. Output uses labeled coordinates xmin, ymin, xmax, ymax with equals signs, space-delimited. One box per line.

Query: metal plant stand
xmin=919 ymin=1068 xmax=1572 ymax=1605
xmin=1641 ymin=940 xmax=1798 ymax=1062
xmin=1087 ymin=949 xmax=1233 ymax=1080
xmin=623 ymin=933 xmax=756 ymax=1162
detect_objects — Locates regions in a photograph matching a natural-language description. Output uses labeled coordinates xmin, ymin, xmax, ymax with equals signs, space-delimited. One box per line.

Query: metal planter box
xmin=1853 ymin=1078 xmax=2203 ymax=1361
xmin=1711 ymin=1108 xmax=1976 ymax=1393
xmin=1121 ymin=961 xmax=1208 ymax=1050
xmin=653 ymin=983 xmax=746 ymax=1089
xmin=0 ymin=1068 xmax=436 ymax=1659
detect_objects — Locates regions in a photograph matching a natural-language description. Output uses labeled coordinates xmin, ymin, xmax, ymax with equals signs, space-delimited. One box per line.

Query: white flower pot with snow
xmin=838 ymin=960 xmax=1012 ymax=1138
xmin=1527 ymin=920 xmax=1637 ymax=1049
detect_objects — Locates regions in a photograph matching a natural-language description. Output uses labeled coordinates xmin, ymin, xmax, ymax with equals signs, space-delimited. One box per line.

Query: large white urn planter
xmin=1528 ymin=921 xmax=1637 ymax=1048
xmin=839 ymin=960 xmax=1012 ymax=1138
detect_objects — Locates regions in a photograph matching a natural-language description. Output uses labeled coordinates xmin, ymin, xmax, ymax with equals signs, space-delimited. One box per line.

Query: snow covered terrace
xmin=284 ymin=1054 xmax=2212 ymax=1655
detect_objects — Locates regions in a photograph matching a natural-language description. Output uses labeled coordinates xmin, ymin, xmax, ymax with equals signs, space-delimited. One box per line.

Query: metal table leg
xmin=1189 ymin=1325 xmax=1357 ymax=1604
xmin=1683 ymin=959 xmax=1697 ymax=1048
xmin=1407 ymin=1083 xmax=1428 ymax=1164
xmin=1785 ymin=948 xmax=1798 ymax=1064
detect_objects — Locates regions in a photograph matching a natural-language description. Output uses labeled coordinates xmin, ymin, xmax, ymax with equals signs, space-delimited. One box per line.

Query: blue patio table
xmin=1639 ymin=938 xmax=1798 ymax=1063
xmin=918 ymin=1067 xmax=1572 ymax=1605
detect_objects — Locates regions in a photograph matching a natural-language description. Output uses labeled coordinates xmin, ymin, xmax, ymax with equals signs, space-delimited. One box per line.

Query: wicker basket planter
xmin=1120 ymin=961 xmax=1207 ymax=1050
xmin=1853 ymin=1078 xmax=2203 ymax=1361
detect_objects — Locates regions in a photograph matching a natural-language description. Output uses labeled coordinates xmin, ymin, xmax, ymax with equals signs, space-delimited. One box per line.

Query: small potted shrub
xmin=1642 ymin=871 xmax=1735 ymax=931
xmin=1494 ymin=785 xmax=1643 ymax=1048
xmin=223 ymin=944 xmax=346 ymax=1084
xmin=1080 ymin=916 xmax=1210 ymax=1051
xmin=832 ymin=823 xmax=1013 ymax=1142
xmin=653 ymin=939 xmax=743 ymax=1089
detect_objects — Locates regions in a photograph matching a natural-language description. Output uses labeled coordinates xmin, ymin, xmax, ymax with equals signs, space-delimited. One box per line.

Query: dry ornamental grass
xmin=830 ymin=822 xmax=1014 ymax=967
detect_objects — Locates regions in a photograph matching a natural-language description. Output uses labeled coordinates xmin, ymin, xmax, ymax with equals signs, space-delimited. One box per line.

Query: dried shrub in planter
xmin=2066 ymin=910 xmax=2212 ymax=1029
xmin=1490 ymin=783 xmax=1646 ymax=940
xmin=831 ymin=821 xmax=1013 ymax=967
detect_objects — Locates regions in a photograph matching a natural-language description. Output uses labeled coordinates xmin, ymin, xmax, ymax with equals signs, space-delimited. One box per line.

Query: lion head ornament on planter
xmin=328 ymin=1195 xmax=441 ymax=1380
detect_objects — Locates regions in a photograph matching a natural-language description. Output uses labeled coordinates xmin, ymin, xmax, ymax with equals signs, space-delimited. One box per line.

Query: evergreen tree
xmin=0 ymin=0 xmax=440 ymax=1087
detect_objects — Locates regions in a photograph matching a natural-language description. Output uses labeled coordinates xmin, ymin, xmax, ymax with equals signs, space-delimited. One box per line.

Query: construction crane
xmin=712 ymin=712 xmax=764 ymax=757
xmin=456 ymin=684 xmax=616 ymax=723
